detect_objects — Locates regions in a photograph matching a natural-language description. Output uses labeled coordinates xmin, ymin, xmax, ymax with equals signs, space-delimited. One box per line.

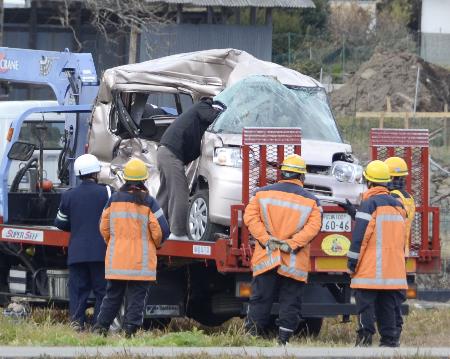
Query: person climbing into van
xmin=384 ymin=156 xmax=415 ymax=346
xmin=54 ymin=154 xmax=112 ymax=331
xmin=347 ymin=160 xmax=407 ymax=347
xmin=93 ymin=158 xmax=169 ymax=337
xmin=243 ymin=154 xmax=322 ymax=345
xmin=156 ymin=98 xmax=225 ymax=240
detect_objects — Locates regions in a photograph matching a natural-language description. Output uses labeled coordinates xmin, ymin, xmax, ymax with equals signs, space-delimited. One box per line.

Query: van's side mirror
xmin=7 ymin=141 xmax=36 ymax=161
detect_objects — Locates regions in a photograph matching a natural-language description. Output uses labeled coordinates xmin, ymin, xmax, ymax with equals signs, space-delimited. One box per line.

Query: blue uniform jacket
xmin=54 ymin=180 xmax=111 ymax=265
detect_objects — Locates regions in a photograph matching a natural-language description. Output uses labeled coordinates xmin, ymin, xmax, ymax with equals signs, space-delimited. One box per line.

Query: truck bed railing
xmin=370 ymin=128 xmax=440 ymax=273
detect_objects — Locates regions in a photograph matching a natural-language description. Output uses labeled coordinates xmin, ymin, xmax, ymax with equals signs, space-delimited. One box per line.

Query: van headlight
xmin=331 ymin=161 xmax=363 ymax=183
xmin=213 ymin=147 xmax=242 ymax=167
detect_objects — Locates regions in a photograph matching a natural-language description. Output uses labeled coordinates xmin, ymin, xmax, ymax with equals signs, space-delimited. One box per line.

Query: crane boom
xmin=0 ymin=47 xmax=98 ymax=105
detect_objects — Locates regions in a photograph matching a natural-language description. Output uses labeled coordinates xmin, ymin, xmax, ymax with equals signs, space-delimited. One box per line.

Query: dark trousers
xmin=96 ymin=280 xmax=150 ymax=328
xmin=68 ymin=262 xmax=106 ymax=327
xmin=355 ymin=289 xmax=399 ymax=339
xmin=246 ymin=269 xmax=304 ymax=332
xmin=382 ymin=290 xmax=405 ymax=339
xmin=156 ymin=146 xmax=189 ymax=236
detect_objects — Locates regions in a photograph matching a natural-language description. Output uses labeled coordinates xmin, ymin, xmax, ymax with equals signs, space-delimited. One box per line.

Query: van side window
xmin=108 ymin=91 xmax=193 ymax=141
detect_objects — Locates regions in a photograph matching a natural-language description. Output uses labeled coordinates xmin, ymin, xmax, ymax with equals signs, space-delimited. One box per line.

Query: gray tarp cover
xmin=96 ymin=48 xmax=321 ymax=102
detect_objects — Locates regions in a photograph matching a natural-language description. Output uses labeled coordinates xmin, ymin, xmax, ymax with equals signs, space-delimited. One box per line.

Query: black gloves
xmin=339 ymin=199 xmax=357 ymax=220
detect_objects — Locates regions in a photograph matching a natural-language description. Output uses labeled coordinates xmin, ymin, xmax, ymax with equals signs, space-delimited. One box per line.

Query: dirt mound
xmin=331 ymin=51 xmax=450 ymax=116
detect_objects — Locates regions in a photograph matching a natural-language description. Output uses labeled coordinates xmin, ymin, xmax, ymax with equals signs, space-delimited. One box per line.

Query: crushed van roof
xmin=98 ymin=49 xmax=321 ymax=102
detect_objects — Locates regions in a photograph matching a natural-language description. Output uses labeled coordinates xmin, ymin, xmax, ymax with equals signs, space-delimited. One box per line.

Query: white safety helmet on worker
xmin=74 ymin=154 xmax=101 ymax=176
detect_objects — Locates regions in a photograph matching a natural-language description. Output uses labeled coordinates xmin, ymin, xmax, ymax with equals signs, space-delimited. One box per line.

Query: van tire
xmin=187 ymin=190 xmax=221 ymax=242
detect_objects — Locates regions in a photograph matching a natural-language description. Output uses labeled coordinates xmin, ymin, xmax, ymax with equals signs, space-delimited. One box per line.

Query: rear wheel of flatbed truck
xmin=188 ymin=293 xmax=236 ymax=327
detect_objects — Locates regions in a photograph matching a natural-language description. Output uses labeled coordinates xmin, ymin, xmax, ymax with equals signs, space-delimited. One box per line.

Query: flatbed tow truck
xmin=0 ymin=47 xmax=441 ymax=334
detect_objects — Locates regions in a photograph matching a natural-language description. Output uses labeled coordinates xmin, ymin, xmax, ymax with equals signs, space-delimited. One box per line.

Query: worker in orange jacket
xmin=384 ymin=156 xmax=415 ymax=346
xmin=347 ymin=160 xmax=407 ymax=347
xmin=243 ymin=154 xmax=322 ymax=345
xmin=93 ymin=158 xmax=169 ymax=337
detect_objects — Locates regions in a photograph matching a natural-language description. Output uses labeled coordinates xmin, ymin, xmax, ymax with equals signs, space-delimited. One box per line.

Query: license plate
xmin=321 ymin=213 xmax=351 ymax=232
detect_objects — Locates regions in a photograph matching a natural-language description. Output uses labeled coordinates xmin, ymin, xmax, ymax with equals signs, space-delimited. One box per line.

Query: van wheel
xmin=187 ymin=190 xmax=221 ymax=241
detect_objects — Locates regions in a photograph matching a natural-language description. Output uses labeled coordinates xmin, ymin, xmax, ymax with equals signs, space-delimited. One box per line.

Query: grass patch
xmin=336 ymin=116 xmax=450 ymax=166
xmin=1 ymin=307 xmax=450 ymax=347
xmin=0 ymin=308 xmax=269 ymax=347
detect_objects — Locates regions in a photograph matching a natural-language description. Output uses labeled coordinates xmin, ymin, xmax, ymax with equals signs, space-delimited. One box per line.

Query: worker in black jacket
xmin=156 ymin=98 xmax=225 ymax=240
xmin=54 ymin=154 xmax=112 ymax=331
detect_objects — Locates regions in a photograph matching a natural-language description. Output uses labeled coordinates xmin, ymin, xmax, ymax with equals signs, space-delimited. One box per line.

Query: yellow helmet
xmin=280 ymin=154 xmax=307 ymax=174
xmin=123 ymin=158 xmax=149 ymax=181
xmin=384 ymin=156 xmax=408 ymax=177
xmin=363 ymin=160 xmax=391 ymax=184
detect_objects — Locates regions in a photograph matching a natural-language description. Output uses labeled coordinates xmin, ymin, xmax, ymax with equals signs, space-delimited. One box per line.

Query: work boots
xmin=92 ymin=324 xmax=109 ymax=337
xmin=380 ymin=336 xmax=399 ymax=347
xmin=355 ymin=330 xmax=373 ymax=347
xmin=278 ymin=327 xmax=294 ymax=346
xmin=393 ymin=329 xmax=402 ymax=347
xmin=123 ymin=324 xmax=138 ymax=338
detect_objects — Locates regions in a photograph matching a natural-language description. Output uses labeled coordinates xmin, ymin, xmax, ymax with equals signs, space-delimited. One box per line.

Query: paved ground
xmin=1 ymin=346 xmax=450 ymax=358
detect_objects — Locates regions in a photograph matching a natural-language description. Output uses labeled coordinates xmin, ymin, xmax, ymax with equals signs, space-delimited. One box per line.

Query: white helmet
xmin=74 ymin=154 xmax=101 ymax=176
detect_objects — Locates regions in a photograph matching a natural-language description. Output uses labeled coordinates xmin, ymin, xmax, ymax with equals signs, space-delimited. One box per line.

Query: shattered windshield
xmin=211 ymin=75 xmax=342 ymax=142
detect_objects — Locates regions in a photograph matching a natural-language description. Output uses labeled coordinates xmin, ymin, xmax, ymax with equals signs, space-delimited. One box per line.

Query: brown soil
xmin=331 ymin=51 xmax=450 ymax=116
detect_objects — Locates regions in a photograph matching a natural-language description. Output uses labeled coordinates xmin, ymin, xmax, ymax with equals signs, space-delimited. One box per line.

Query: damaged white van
xmin=88 ymin=49 xmax=364 ymax=241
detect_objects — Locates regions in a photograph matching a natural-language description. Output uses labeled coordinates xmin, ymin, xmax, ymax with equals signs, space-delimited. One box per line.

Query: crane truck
xmin=0 ymin=47 xmax=98 ymax=306
xmin=0 ymin=47 xmax=441 ymax=335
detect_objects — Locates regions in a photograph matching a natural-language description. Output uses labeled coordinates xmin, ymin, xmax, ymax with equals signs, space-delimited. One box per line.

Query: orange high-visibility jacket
xmin=391 ymin=188 xmax=415 ymax=256
xmin=244 ymin=179 xmax=322 ymax=282
xmin=100 ymin=191 xmax=169 ymax=281
xmin=347 ymin=186 xmax=407 ymax=290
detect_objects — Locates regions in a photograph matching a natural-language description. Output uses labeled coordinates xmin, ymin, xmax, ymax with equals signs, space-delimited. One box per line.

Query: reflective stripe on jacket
xmin=243 ymin=179 xmax=322 ymax=282
xmin=100 ymin=191 xmax=170 ymax=281
xmin=391 ymin=189 xmax=415 ymax=256
xmin=348 ymin=186 xmax=407 ymax=290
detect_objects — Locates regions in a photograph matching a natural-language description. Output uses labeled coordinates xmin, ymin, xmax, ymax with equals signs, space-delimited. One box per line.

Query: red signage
xmin=0 ymin=53 xmax=19 ymax=73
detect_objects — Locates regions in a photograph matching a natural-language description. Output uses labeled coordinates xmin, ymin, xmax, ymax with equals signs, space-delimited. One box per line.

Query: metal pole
xmin=319 ymin=67 xmax=323 ymax=83
xmin=413 ymin=66 xmax=421 ymax=118
xmin=342 ymin=34 xmax=345 ymax=82
xmin=128 ymin=27 xmax=139 ymax=64
xmin=288 ymin=32 xmax=291 ymax=66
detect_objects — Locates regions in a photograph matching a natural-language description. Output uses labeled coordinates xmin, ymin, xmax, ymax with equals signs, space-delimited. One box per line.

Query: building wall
xmin=140 ymin=24 xmax=272 ymax=62
xmin=421 ymin=0 xmax=450 ymax=66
